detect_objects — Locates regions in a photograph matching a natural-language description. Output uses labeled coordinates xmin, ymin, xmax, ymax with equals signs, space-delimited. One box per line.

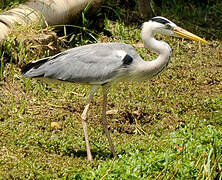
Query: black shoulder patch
xmin=151 ymin=17 xmax=169 ymax=24
xmin=122 ymin=54 xmax=133 ymax=65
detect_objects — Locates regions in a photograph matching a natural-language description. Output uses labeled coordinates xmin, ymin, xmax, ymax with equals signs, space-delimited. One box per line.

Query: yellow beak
xmin=173 ymin=27 xmax=208 ymax=44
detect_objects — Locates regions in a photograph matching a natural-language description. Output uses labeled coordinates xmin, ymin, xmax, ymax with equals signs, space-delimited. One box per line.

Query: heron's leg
xmin=81 ymin=85 xmax=98 ymax=161
xmin=101 ymin=86 xmax=117 ymax=159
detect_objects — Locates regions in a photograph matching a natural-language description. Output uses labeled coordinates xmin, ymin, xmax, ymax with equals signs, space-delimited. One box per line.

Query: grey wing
xmin=23 ymin=43 xmax=135 ymax=85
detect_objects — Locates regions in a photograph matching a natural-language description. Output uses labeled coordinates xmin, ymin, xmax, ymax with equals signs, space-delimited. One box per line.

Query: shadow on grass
xmin=63 ymin=148 xmax=113 ymax=160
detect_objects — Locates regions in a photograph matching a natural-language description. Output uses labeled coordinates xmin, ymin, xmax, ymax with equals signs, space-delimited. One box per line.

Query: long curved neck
xmin=139 ymin=23 xmax=172 ymax=78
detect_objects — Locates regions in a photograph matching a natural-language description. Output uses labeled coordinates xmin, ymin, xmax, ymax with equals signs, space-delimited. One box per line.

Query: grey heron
xmin=21 ymin=16 xmax=207 ymax=161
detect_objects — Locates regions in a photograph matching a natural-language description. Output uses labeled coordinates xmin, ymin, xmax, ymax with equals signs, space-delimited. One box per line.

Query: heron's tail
xmin=21 ymin=57 xmax=49 ymax=77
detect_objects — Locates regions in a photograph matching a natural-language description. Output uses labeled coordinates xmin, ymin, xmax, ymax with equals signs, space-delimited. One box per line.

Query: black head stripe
xmin=151 ymin=17 xmax=169 ymax=24
xmin=137 ymin=24 xmax=142 ymax=29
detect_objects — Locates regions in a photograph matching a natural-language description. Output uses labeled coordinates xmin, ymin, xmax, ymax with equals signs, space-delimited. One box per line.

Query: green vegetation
xmin=0 ymin=0 xmax=26 ymax=10
xmin=0 ymin=0 xmax=221 ymax=179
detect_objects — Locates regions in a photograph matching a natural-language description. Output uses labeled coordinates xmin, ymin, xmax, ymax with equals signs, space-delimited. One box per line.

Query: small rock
xmin=132 ymin=110 xmax=141 ymax=116
xmin=51 ymin=122 xmax=62 ymax=130
xmin=106 ymin=109 xmax=118 ymax=115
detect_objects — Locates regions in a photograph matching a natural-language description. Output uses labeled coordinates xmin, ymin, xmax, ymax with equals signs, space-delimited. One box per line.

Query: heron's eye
xmin=165 ymin=23 xmax=172 ymax=30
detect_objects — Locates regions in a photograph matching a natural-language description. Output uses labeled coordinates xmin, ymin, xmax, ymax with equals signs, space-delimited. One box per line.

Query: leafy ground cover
xmin=0 ymin=0 xmax=221 ymax=179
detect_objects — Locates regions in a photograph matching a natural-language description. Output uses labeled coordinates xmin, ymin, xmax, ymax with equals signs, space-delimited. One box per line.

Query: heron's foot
xmin=87 ymin=152 xmax=93 ymax=161
xmin=101 ymin=117 xmax=117 ymax=161
xmin=112 ymin=151 xmax=118 ymax=160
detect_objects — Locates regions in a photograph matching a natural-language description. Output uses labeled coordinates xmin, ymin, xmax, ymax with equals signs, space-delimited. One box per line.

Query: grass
xmin=0 ymin=0 xmax=222 ymax=179
xmin=0 ymin=0 xmax=26 ymax=11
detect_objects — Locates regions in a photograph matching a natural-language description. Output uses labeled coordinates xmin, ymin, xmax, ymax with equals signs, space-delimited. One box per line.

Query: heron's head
xmin=141 ymin=16 xmax=207 ymax=43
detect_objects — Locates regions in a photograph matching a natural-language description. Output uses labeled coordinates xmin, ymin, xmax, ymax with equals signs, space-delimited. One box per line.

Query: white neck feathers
xmin=139 ymin=21 xmax=172 ymax=77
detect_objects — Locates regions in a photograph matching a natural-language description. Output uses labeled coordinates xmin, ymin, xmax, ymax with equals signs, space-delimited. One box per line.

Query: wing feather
xmin=22 ymin=43 xmax=137 ymax=84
